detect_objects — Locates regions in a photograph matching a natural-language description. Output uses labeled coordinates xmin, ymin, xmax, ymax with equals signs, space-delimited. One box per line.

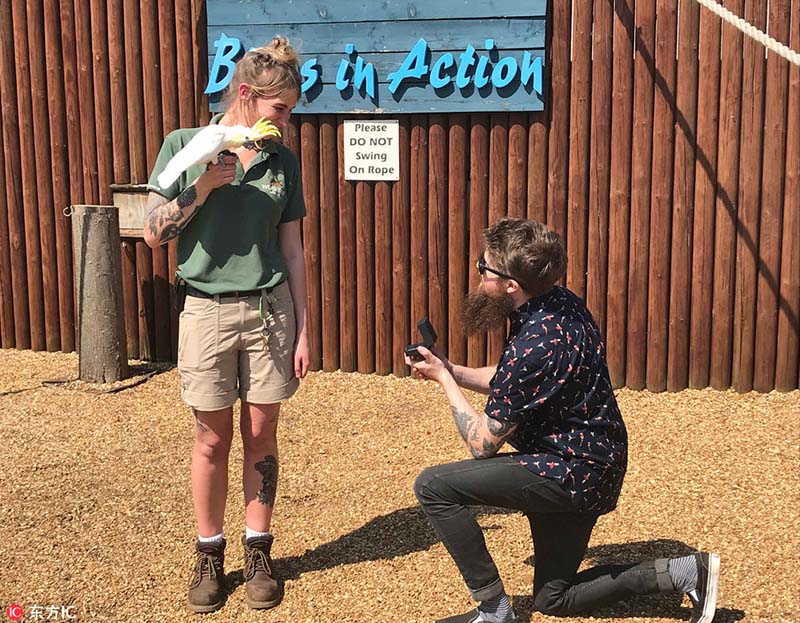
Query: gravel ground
xmin=1 ymin=349 xmax=798 ymax=623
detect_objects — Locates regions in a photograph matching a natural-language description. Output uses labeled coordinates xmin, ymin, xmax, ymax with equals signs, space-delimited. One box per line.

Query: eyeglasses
xmin=477 ymin=254 xmax=516 ymax=281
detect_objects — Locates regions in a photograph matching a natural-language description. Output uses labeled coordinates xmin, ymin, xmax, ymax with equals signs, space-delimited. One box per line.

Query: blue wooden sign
xmin=205 ymin=0 xmax=547 ymax=114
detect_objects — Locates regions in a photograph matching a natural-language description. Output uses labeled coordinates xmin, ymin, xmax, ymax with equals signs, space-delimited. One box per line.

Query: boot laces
xmin=244 ymin=545 xmax=272 ymax=579
xmin=190 ymin=551 xmax=220 ymax=587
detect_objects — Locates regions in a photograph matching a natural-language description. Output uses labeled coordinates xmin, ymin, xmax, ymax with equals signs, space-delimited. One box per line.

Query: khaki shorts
xmin=177 ymin=280 xmax=299 ymax=411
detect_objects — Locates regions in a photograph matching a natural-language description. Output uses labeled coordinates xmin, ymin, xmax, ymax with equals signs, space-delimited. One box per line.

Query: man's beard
xmin=461 ymin=287 xmax=516 ymax=335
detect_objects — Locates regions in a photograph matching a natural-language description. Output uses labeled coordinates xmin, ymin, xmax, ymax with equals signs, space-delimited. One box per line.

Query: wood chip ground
xmin=0 ymin=350 xmax=797 ymax=623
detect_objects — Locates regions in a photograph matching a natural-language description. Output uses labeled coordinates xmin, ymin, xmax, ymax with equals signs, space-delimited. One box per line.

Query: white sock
xmin=245 ymin=526 xmax=272 ymax=540
xmin=197 ymin=532 xmax=224 ymax=544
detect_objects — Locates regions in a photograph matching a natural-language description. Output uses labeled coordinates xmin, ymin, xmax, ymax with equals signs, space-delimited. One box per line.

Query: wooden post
xmin=71 ymin=205 xmax=128 ymax=382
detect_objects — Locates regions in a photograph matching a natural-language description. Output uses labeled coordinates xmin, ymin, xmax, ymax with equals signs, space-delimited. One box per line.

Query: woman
xmin=144 ymin=37 xmax=309 ymax=613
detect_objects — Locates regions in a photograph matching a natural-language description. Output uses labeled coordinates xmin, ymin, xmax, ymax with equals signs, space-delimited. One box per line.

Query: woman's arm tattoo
xmin=146 ymin=185 xmax=200 ymax=244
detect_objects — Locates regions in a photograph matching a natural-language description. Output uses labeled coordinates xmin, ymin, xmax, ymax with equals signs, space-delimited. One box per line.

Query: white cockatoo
xmin=157 ymin=117 xmax=281 ymax=189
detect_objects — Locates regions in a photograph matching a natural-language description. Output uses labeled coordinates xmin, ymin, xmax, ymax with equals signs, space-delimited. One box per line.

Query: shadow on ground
xmin=243 ymin=509 xmax=745 ymax=623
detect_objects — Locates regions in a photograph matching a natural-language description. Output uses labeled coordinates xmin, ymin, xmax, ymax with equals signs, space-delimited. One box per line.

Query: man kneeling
xmin=407 ymin=218 xmax=719 ymax=623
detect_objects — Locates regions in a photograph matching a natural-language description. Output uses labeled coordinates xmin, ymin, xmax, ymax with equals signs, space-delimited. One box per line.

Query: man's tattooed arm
xmin=143 ymin=186 xmax=203 ymax=248
xmin=449 ymin=405 xmax=518 ymax=459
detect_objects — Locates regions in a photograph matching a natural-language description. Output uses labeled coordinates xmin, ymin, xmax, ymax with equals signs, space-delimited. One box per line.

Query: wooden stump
xmin=71 ymin=205 xmax=128 ymax=382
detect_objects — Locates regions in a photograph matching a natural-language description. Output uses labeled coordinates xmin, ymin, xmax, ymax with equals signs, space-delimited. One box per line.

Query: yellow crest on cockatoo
xmin=156 ymin=117 xmax=281 ymax=189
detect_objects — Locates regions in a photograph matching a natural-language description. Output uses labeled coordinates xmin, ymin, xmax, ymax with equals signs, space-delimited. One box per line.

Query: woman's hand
xmin=195 ymin=153 xmax=238 ymax=200
xmin=294 ymin=332 xmax=310 ymax=378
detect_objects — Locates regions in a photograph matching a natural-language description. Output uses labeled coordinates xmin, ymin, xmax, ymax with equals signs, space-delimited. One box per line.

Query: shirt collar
xmin=509 ymin=287 xmax=557 ymax=329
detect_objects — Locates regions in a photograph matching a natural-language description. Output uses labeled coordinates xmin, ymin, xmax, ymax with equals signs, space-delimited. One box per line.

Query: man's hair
xmin=483 ymin=218 xmax=567 ymax=295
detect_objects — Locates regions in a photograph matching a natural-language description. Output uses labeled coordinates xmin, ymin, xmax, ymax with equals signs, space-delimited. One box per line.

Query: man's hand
xmin=405 ymin=345 xmax=450 ymax=384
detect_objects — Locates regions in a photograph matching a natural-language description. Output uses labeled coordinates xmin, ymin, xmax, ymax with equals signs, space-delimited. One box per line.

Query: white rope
xmin=695 ymin=0 xmax=800 ymax=66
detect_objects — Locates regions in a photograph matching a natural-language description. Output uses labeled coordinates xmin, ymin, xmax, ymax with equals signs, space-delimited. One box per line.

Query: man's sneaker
xmin=435 ymin=610 xmax=519 ymax=623
xmin=688 ymin=552 xmax=720 ymax=623
xmin=242 ymin=534 xmax=282 ymax=609
xmin=187 ymin=538 xmax=226 ymax=613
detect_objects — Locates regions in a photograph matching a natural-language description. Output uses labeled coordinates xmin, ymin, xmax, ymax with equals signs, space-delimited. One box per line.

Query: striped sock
xmin=477 ymin=591 xmax=515 ymax=623
xmin=668 ymin=555 xmax=698 ymax=594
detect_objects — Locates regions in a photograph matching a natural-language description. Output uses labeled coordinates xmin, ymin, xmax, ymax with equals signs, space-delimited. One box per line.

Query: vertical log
xmin=428 ymin=114 xmax=448 ymax=356
xmin=135 ymin=241 xmax=154 ymax=360
xmin=158 ymin=0 xmax=179 ymax=135
xmin=26 ymin=0 xmax=60 ymax=351
xmin=141 ymin=0 xmax=163 ymax=171
xmin=775 ymin=0 xmax=800 ymax=391
xmin=392 ymin=118 xmax=411 ymax=376
xmin=175 ymin=0 xmax=196 ymax=127
xmin=89 ymin=0 xmax=113 ymax=204
xmin=11 ymin=0 xmax=45 ymax=351
xmin=508 ymin=112 xmax=528 ymax=220
xmin=668 ymin=0 xmax=700 ymax=391
xmin=72 ymin=206 xmax=128 ymax=381
xmin=626 ymin=0 xmax=656 ymax=390
xmin=44 ymin=0 xmax=75 ymax=353
xmin=488 ymin=113 xmax=508 ymax=363
xmin=124 ymin=0 xmax=147 ymax=181
xmin=0 ymin=107 xmax=14 ymax=347
xmin=448 ymin=114 xmax=468 ymax=366
xmin=60 ymin=0 xmax=84 ymax=205
xmin=410 ymin=115 xmax=429 ymax=338
xmin=607 ymin=0 xmax=635 ymax=387
xmin=301 ymin=117 xmax=322 ymax=371
xmin=753 ymin=0 xmax=791 ymax=391
xmin=191 ymin=0 xmax=210 ymax=125
xmin=74 ymin=0 xmax=99 ymax=202
xmin=546 ymin=0 xmax=571 ymax=245
xmin=151 ymin=246 xmax=171 ymax=361
xmin=646 ymin=0 xmax=678 ymax=392
xmin=710 ymin=0 xmax=744 ymax=389
xmin=467 ymin=115 xmax=489 ymax=367
xmin=375 ymin=180 xmax=392 ymax=375
xmin=121 ymin=240 xmax=139 ymax=359
xmin=356 ymin=181 xmax=375 ymax=373
xmin=527 ymin=110 xmax=548 ymax=224
xmin=587 ymin=0 xmax=612 ymax=333
xmin=689 ymin=5 xmax=722 ymax=388
xmin=108 ymin=0 xmax=130 ymax=183
xmin=284 ymin=118 xmax=300 ymax=156
xmin=168 ymin=240 xmax=178 ymax=360
xmin=319 ymin=115 xmax=339 ymax=371
xmin=566 ymin=0 xmax=592 ymax=299
xmin=337 ymin=117 xmax=357 ymax=371
xmin=732 ymin=0 xmax=768 ymax=392
xmin=3 ymin=0 xmax=29 ymax=349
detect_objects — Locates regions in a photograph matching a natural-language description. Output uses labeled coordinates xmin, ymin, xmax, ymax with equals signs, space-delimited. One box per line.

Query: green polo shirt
xmin=147 ymin=115 xmax=306 ymax=293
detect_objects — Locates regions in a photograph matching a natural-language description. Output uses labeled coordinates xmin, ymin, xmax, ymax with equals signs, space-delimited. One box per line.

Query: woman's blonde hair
xmin=224 ymin=37 xmax=301 ymax=109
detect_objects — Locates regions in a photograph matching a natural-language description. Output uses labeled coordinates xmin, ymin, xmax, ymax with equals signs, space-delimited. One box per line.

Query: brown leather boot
xmin=187 ymin=538 xmax=226 ymax=613
xmin=242 ymin=534 xmax=282 ymax=609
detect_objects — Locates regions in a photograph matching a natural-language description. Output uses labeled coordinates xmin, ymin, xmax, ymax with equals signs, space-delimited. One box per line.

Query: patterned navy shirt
xmin=486 ymin=286 xmax=628 ymax=514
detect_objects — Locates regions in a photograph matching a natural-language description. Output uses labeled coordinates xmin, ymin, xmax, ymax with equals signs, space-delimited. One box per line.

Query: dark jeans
xmin=414 ymin=455 xmax=674 ymax=614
